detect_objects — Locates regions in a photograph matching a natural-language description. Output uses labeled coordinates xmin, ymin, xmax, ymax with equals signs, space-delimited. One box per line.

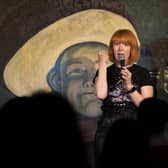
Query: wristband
xmin=127 ymin=86 xmax=137 ymax=94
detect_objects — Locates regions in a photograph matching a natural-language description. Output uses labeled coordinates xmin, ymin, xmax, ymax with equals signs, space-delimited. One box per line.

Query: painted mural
xmin=47 ymin=42 xmax=108 ymax=118
xmin=3 ymin=10 xmax=138 ymax=119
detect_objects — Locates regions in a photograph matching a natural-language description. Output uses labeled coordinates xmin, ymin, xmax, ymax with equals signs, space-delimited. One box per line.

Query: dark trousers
xmin=94 ymin=105 xmax=138 ymax=161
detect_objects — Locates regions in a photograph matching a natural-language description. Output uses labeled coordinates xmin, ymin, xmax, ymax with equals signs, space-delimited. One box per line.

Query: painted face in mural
xmin=62 ymin=56 xmax=101 ymax=118
xmin=47 ymin=42 xmax=108 ymax=118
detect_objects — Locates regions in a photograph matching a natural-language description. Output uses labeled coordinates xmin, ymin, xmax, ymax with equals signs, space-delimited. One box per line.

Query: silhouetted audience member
xmin=0 ymin=92 xmax=89 ymax=167
xmin=96 ymin=97 xmax=168 ymax=168
xmin=138 ymin=97 xmax=168 ymax=160
xmin=138 ymin=97 xmax=168 ymax=136
xmin=97 ymin=118 xmax=149 ymax=167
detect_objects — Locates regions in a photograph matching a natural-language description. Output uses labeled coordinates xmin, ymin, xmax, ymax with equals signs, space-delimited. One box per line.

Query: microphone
xmin=118 ymin=54 xmax=125 ymax=68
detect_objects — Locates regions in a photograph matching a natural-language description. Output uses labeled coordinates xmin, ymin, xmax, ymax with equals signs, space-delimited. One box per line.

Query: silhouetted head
xmin=138 ymin=97 xmax=168 ymax=135
xmin=98 ymin=118 xmax=148 ymax=167
xmin=0 ymin=92 xmax=88 ymax=167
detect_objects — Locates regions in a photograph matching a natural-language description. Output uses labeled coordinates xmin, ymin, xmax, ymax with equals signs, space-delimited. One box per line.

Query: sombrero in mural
xmin=4 ymin=9 xmax=140 ymax=96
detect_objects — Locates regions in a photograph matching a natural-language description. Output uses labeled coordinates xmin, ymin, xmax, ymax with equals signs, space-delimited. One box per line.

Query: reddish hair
xmin=108 ymin=29 xmax=140 ymax=65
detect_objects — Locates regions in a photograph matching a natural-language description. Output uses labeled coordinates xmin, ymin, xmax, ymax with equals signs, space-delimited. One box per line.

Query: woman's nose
xmin=119 ymin=43 xmax=124 ymax=50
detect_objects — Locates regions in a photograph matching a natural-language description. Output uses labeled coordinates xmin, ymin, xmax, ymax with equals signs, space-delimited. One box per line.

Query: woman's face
xmin=113 ymin=41 xmax=131 ymax=65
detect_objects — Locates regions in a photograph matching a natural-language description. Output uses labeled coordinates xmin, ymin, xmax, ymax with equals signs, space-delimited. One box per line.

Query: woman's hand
xmin=98 ymin=51 xmax=109 ymax=65
xmin=120 ymin=67 xmax=133 ymax=90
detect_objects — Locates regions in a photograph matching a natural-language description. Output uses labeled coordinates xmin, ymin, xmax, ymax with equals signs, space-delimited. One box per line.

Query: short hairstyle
xmin=108 ymin=29 xmax=140 ymax=65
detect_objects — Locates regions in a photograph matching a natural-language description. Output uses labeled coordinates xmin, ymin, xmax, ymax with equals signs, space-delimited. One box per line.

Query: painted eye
xmin=67 ymin=68 xmax=85 ymax=77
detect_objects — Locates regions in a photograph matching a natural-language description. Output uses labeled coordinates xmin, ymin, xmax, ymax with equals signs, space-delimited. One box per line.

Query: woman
xmin=94 ymin=29 xmax=154 ymax=158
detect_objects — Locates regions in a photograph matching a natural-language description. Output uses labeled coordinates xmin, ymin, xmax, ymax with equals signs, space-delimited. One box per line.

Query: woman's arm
xmin=95 ymin=52 xmax=108 ymax=100
xmin=121 ymin=67 xmax=154 ymax=107
xmin=128 ymin=85 xmax=153 ymax=107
